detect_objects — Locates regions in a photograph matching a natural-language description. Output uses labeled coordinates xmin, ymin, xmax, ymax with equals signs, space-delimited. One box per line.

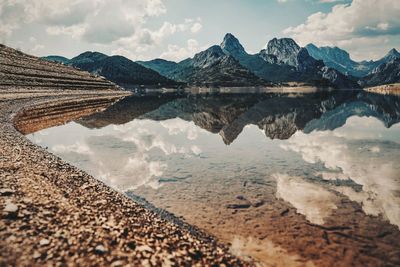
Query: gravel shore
xmin=0 ymin=92 xmax=250 ymax=266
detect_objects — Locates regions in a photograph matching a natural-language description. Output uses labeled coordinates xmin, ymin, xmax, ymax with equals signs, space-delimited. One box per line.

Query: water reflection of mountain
xmin=78 ymin=92 xmax=400 ymax=144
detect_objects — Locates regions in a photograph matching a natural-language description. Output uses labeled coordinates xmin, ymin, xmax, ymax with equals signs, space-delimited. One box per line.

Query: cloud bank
xmin=284 ymin=0 xmax=400 ymax=60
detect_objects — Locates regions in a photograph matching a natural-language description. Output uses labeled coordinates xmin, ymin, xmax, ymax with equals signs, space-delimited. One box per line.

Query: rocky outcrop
xmin=266 ymin=38 xmax=300 ymax=67
xmin=220 ymin=33 xmax=247 ymax=58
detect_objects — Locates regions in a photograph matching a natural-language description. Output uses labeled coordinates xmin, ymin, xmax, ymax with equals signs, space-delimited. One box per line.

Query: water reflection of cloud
xmin=332 ymin=116 xmax=400 ymax=142
xmin=282 ymin=117 xmax=400 ymax=228
xmin=52 ymin=142 xmax=92 ymax=155
xmin=45 ymin=119 xmax=205 ymax=192
xmin=160 ymin=119 xmax=201 ymax=140
xmin=275 ymin=174 xmax=338 ymax=225
xmin=50 ymin=136 xmax=166 ymax=191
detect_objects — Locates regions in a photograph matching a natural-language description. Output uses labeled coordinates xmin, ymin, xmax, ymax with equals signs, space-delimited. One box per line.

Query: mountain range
xmin=43 ymin=52 xmax=179 ymax=88
xmin=305 ymin=44 xmax=400 ymax=78
xmin=43 ymin=33 xmax=400 ymax=89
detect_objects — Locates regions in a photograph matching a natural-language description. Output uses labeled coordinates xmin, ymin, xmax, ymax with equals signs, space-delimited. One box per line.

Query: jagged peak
xmin=191 ymin=45 xmax=226 ymax=68
xmin=387 ymin=48 xmax=400 ymax=56
xmin=221 ymin=33 xmax=246 ymax=56
xmin=266 ymin=38 xmax=300 ymax=50
xmin=222 ymin=33 xmax=237 ymax=42
xmin=265 ymin=37 xmax=301 ymax=67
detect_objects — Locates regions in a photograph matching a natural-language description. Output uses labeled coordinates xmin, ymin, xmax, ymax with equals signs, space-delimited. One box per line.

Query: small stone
xmin=95 ymin=245 xmax=107 ymax=254
xmin=39 ymin=238 xmax=50 ymax=246
xmin=33 ymin=251 xmax=41 ymax=259
xmin=127 ymin=241 xmax=136 ymax=250
xmin=111 ymin=260 xmax=124 ymax=267
xmin=4 ymin=202 xmax=18 ymax=213
xmin=136 ymin=245 xmax=154 ymax=253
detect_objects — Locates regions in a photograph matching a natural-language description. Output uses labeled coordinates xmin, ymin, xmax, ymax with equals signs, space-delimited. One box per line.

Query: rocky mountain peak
xmin=388 ymin=48 xmax=399 ymax=55
xmin=384 ymin=48 xmax=400 ymax=60
xmin=191 ymin=45 xmax=226 ymax=68
xmin=220 ymin=33 xmax=246 ymax=56
xmin=266 ymin=38 xmax=301 ymax=66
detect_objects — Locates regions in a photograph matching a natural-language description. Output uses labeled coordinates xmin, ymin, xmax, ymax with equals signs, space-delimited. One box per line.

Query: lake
xmin=27 ymin=90 xmax=400 ymax=266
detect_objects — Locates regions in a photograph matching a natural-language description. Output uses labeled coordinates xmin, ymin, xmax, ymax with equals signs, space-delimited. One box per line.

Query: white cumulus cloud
xmin=284 ymin=0 xmax=400 ymax=60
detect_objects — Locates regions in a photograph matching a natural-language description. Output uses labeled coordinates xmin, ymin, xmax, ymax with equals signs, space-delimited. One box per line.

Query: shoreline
xmin=364 ymin=83 xmax=400 ymax=95
xmin=0 ymin=91 xmax=249 ymax=266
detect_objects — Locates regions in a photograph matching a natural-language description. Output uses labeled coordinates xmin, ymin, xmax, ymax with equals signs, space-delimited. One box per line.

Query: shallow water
xmin=27 ymin=91 xmax=400 ymax=266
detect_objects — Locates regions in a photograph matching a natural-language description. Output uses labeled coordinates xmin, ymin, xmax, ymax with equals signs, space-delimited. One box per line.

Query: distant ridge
xmin=43 ymin=52 xmax=179 ymax=89
xmin=360 ymin=58 xmax=400 ymax=87
xmin=306 ymin=44 xmax=400 ymax=78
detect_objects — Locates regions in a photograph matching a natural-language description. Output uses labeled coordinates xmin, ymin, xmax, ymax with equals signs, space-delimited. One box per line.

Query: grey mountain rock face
xmin=190 ymin=45 xmax=227 ymax=68
xmin=220 ymin=33 xmax=247 ymax=57
xmin=266 ymin=38 xmax=300 ymax=67
xmin=258 ymin=50 xmax=278 ymax=64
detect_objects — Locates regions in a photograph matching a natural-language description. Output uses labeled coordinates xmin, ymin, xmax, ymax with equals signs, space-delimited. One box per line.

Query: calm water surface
xmin=27 ymin=91 xmax=400 ymax=266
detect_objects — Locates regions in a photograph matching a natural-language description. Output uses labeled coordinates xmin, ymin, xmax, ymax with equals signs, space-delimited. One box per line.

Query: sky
xmin=1 ymin=0 xmax=399 ymax=62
